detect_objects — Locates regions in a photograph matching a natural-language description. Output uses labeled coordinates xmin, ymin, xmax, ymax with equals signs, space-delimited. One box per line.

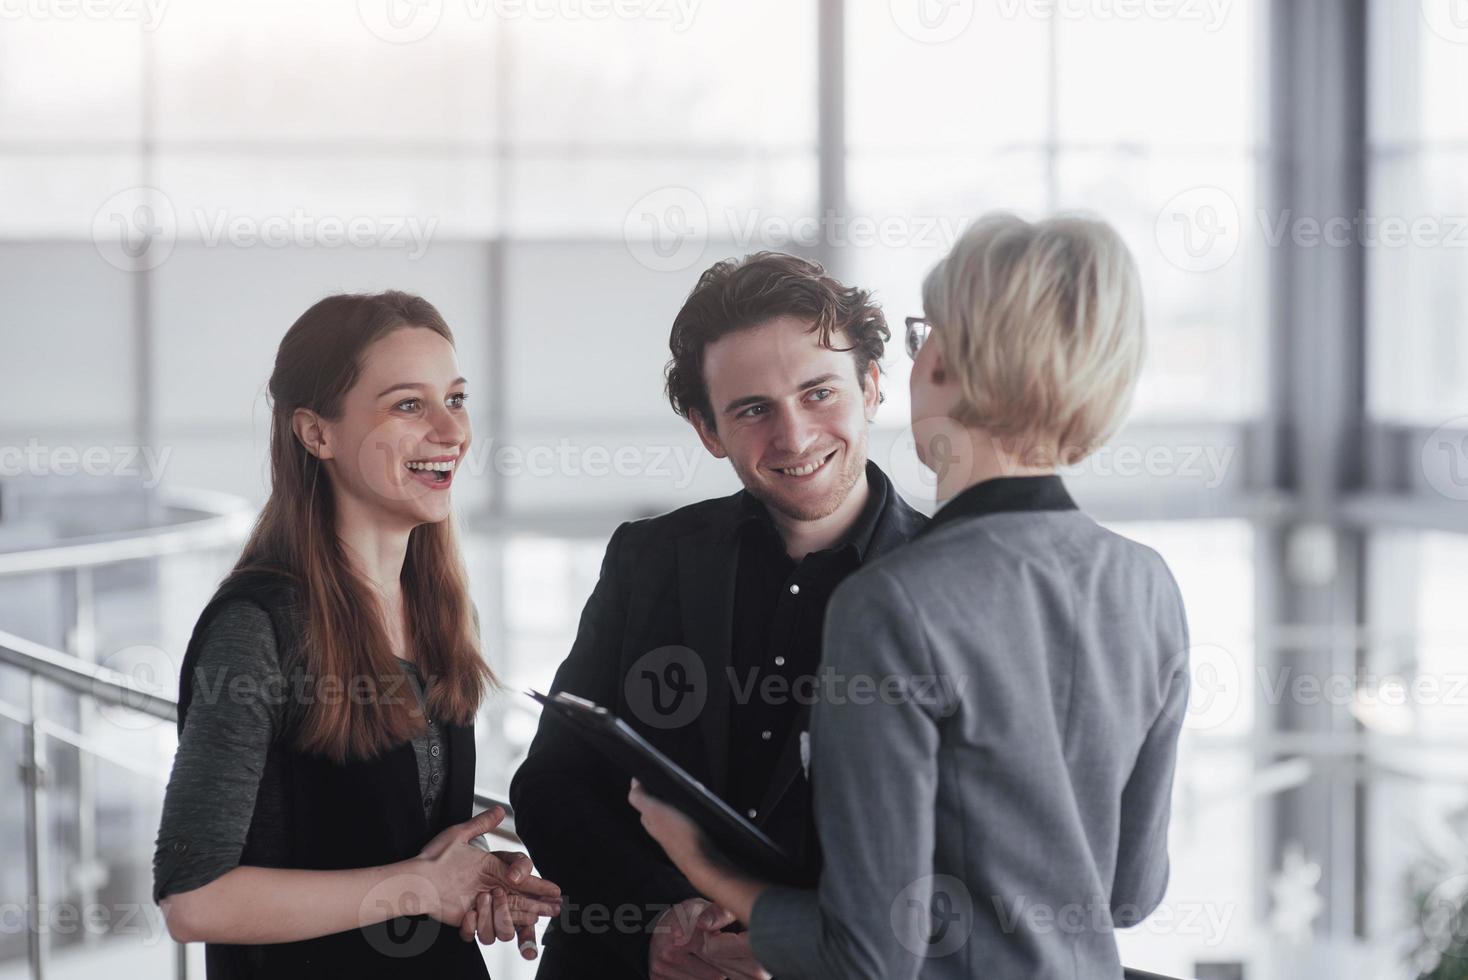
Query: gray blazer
xmin=747 ymin=478 xmax=1190 ymax=979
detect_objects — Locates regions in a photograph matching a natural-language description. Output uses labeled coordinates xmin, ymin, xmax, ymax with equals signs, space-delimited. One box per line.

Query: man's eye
xmin=809 ymin=388 xmax=833 ymax=401
xmin=739 ymin=404 xmax=767 ymax=419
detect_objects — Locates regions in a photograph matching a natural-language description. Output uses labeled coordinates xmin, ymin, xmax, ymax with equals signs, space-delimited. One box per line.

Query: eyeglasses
xmin=904 ymin=316 xmax=932 ymax=361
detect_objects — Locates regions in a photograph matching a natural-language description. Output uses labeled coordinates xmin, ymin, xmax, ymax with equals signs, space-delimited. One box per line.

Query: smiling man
xmin=510 ymin=252 xmax=927 ymax=980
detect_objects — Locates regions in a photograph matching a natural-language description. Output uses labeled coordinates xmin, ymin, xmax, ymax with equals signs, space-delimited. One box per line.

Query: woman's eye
xmin=448 ymin=392 xmax=468 ymax=409
xmin=396 ymin=398 xmax=421 ymax=412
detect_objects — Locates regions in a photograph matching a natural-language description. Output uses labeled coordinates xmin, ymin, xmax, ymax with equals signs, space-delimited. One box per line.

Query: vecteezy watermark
xmin=95 ymin=646 xmax=176 ymax=732
xmin=891 ymin=874 xmax=974 ymax=957
xmin=358 ymin=872 xmax=443 ymax=958
xmin=624 ymin=187 xmax=710 ymax=274
xmin=1422 ymin=418 xmax=1468 ymax=502
xmin=1052 ymin=442 xmax=1235 ymax=490
xmin=1420 ymin=0 xmax=1468 ymax=45
xmin=994 ymin=0 xmax=1232 ymax=30
xmin=1157 ymin=187 xmax=1468 ymax=273
xmin=725 ymin=666 xmax=969 ymax=717
xmin=1155 ymin=186 xmax=1242 ymax=274
xmin=992 ymin=895 xmax=1236 ymax=944
xmin=357 ymin=0 xmax=700 ymax=44
xmin=1176 ymin=643 xmax=1242 ymax=732
xmin=0 ymin=900 xmax=168 ymax=944
xmin=92 ymin=187 xmax=439 ymax=272
xmin=623 ymin=189 xmax=965 ymax=273
xmin=0 ymin=439 xmax=173 ymax=488
xmin=889 ymin=0 xmax=976 ymax=44
xmin=1419 ymin=873 xmax=1468 ymax=964
xmin=624 ymin=646 xmax=709 ymax=730
xmin=475 ymin=437 xmax=703 ymax=488
xmin=0 ymin=0 xmax=169 ymax=29
xmin=93 ymin=187 xmax=177 ymax=273
xmin=887 ymin=423 xmax=1237 ymax=503
xmin=1255 ymin=666 xmax=1468 ymax=711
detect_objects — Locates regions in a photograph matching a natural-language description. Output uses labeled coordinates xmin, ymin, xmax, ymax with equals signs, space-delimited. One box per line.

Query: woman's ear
xmin=292 ymin=408 xmax=334 ymax=460
xmin=930 ymin=347 xmax=948 ymax=386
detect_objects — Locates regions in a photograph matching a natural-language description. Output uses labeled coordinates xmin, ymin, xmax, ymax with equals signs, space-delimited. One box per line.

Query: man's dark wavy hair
xmin=663 ymin=251 xmax=889 ymax=427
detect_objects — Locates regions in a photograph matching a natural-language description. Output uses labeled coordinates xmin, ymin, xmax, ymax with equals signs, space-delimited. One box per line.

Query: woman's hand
xmin=628 ymin=779 xmax=768 ymax=928
xmin=416 ymin=806 xmax=561 ymax=950
xmin=627 ymin=780 xmax=713 ymax=880
xmin=455 ymin=849 xmax=555 ymax=960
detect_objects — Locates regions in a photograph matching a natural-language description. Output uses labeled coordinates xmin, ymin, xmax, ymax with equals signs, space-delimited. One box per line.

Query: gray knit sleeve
xmin=152 ymin=599 xmax=285 ymax=904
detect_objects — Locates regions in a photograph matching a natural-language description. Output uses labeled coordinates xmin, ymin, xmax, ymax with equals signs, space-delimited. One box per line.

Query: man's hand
xmin=649 ymin=898 xmax=735 ymax=980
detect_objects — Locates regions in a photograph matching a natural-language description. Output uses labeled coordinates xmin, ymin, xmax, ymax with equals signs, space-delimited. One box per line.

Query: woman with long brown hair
xmin=152 ymin=291 xmax=560 ymax=978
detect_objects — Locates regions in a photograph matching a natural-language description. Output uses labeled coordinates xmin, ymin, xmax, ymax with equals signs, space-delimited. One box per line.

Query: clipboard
xmin=528 ymin=690 xmax=812 ymax=887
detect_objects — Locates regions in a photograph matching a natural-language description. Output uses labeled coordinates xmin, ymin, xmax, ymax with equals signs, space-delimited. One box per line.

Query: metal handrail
xmin=0 ymin=487 xmax=254 ymax=578
xmin=0 ymin=627 xmax=516 ymax=823
xmin=0 ymin=628 xmax=516 ymax=980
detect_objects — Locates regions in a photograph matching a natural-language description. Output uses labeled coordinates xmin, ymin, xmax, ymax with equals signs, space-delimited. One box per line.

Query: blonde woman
xmin=153 ymin=292 xmax=560 ymax=978
xmin=633 ymin=214 xmax=1190 ymax=979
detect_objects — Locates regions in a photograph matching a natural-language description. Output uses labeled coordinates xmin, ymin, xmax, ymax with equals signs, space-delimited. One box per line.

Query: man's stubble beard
xmin=737 ymin=428 xmax=869 ymax=523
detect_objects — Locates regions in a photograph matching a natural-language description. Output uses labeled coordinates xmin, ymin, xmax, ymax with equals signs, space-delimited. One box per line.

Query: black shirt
xmin=726 ymin=462 xmax=889 ymax=820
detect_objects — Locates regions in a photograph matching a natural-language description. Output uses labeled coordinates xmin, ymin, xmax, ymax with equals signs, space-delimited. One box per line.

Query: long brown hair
xmin=230 ymin=290 xmax=496 ymax=763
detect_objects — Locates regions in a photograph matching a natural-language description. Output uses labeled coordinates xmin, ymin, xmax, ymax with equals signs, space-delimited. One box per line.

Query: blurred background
xmin=2 ymin=0 xmax=1467 ymax=977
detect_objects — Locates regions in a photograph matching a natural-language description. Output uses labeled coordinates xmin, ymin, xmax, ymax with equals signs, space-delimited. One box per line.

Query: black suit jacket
xmin=509 ymin=463 xmax=927 ymax=979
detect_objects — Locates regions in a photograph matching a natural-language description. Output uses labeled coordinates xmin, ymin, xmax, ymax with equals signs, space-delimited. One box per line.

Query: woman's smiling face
xmin=314 ymin=326 xmax=472 ymax=528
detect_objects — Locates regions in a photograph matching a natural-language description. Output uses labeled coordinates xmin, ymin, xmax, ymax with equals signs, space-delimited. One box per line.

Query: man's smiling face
xmin=692 ymin=315 xmax=878 ymax=522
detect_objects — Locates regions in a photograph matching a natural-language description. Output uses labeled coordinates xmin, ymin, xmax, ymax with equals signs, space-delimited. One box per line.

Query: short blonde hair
xmin=921 ymin=212 xmax=1145 ymax=464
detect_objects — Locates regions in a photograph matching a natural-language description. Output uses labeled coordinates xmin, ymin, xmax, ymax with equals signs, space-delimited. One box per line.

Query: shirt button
xmin=788 ymin=583 xmax=800 ymax=595
xmin=774 ymin=656 xmax=786 ymax=667
xmin=761 ymin=730 xmax=772 ymax=740
xmin=423 ymin=796 xmax=432 ymax=809
xmin=747 ymin=808 xmax=758 ymax=819
xmin=430 ymin=744 xmax=441 ymax=758
xmin=431 ymin=772 xmax=441 ymax=784
xmin=172 ymin=841 xmax=187 ymax=853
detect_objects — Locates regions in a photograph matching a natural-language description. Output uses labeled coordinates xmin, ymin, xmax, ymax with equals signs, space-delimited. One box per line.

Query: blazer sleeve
xmin=748 ymin=566 xmax=943 ymax=980
xmin=509 ymin=522 xmax=700 ymax=974
xmin=1111 ymin=587 xmax=1190 ymax=926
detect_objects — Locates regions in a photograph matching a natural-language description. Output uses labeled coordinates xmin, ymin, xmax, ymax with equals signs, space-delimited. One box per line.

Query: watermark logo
xmin=624 ymin=646 xmax=707 ymax=729
xmin=0 ymin=0 xmax=169 ymax=29
xmin=0 ymin=439 xmax=173 ymax=488
xmin=624 ymin=187 xmax=709 ymax=273
xmin=92 ymin=187 xmax=439 ymax=271
xmin=93 ymin=187 xmax=177 ymax=273
xmin=1155 ymin=186 xmax=1241 ymax=273
xmin=1178 ymin=642 xmax=1241 ymax=732
xmin=1422 ymin=418 xmax=1468 ymax=502
xmin=891 ymin=874 xmax=973 ymax=957
xmin=357 ymin=0 xmax=444 ymax=43
xmin=1420 ymin=873 xmax=1468 ymax=962
xmin=887 ymin=416 xmax=976 ymax=502
xmin=993 ymin=0 xmax=1231 ymax=31
xmin=94 ymin=646 xmax=174 ymax=732
xmin=1421 ymin=0 xmax=1468 ymax=44
xmin=889 ymin=0 xmax=975 ymax=43
xmin=358 ymin=872 xmax=442 ymax=957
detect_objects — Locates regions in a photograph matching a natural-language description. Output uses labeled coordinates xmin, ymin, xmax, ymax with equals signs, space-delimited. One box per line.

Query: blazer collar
xmin=919 ymin=474 xmax=1077 ymax=539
